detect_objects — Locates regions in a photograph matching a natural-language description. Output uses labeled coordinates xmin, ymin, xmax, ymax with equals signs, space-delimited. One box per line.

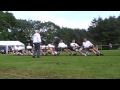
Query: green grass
xmin=0 ymin=50 xmax=120 ymax=79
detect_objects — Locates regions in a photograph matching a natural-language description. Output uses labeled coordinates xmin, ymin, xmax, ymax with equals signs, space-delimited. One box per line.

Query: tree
xmin=0 ymin=11 xmax=17 ymax=40
xmin=88 ymin=16 xmax=120 ymax=45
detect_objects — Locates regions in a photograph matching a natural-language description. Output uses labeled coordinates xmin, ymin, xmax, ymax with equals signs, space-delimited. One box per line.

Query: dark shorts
xmin=89 ymin=46 xmax=94 ymax=49
xmin=84 ymin=46 xmax=94 ymax=52
xmin=27 ymin=49 xmax=32 ymax=51
xmin=87 ymin=46 xmax=94 ymax=52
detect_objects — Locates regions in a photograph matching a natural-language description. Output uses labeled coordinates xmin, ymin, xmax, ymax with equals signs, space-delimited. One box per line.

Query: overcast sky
xmin=8 ymin=11 xmax=120 ymax=30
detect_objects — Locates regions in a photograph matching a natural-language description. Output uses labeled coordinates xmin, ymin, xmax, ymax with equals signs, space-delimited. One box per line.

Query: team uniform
xmin=47 ymin=44 xmax=60 ymax=55
xmin=82 ymin=39 xmax=104 ymax=56
xmin=58 ymin=42 xmax=68 ymax=48
xmin=82 ymin=41 xmax=94 ymax=49
xmin=26 ymin=45 xmax=32 ymax=51
xmin=70 ymin=43 xmax=83 ymax=51
xmin=40 ymin=45 xmax=46 ymax=52
xmin=14 ymin=45 xmax=25 ymax=55
xmin=70 ymin=42 xmax=87 ymax=56
xmin=58 ymin=41 xmax=77 ymax=56
xmin=26 ymin=45 xmax=33 ymax=55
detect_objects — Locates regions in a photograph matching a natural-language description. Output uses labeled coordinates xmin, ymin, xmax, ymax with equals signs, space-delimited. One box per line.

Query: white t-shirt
xmin=14 ymin=46 xmax=24 ymax=51
xmin=82 ymin=41 xmax=93 ymax=49
xmin=48 ymin=44 xmax=55 ymax=48
xmin=26 ymin=46 xmax=32 ymax=49
xmin=70 ymin=43 xmax=79 ymax=48
xmin=18 ymin=46 xmax=24 ymax=50
xmin=45 ymin=46 xmax=48 ymax=49
xmin=40 ymin=45 xmax=46 ymax=49
xmin=70 ymin=43 xmax=83 ymax=51
xmin=32 ymin=33 xmax=41 ymax=43
xmin=14 ymin=46 xmax=19 ymax=51
xmin=58 ymin=42 xmax=67 ymax=48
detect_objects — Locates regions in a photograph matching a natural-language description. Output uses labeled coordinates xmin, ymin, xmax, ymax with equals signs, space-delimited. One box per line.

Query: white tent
xmin=0 ymin=41 xmax=25 ymax=54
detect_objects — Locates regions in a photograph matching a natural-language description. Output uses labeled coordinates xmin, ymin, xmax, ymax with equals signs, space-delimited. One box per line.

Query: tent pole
xmin=6 ymin=45 xmax=8 ymax=54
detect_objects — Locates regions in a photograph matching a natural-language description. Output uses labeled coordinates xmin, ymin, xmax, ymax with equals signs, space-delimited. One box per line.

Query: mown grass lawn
xmin=0 ymin=50 xmax=120 ymax=79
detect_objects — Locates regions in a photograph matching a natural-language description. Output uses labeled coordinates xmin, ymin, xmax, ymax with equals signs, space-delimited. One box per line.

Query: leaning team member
xmin=82 ymin=38 xmax=103 ymax=56
xmin=26 ymin=43 xmax=33 ymax=55
xmin=70 ymin=39 xmax=87 ymax=56
xmin=58 ymin=39 xmax=76 ymax=56
xmin=47 ymin=41 xmax=60 ymax=56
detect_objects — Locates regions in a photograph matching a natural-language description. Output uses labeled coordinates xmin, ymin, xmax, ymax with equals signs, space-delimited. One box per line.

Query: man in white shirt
xmin=82 ymin=38 xmax=103 ymax=56
xmin=70 ymin=39 xmax=87 ymax=56
xmin=32 ymin=30 xmax=41 ymax=58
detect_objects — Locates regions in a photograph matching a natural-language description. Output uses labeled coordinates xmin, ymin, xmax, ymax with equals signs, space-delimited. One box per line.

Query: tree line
xmin=0 ymin=11 xmax=120 ymax=48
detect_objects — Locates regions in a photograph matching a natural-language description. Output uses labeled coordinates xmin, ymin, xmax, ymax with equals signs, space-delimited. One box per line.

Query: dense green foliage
xmin=0 ymin=11 xmax=120 ymax=46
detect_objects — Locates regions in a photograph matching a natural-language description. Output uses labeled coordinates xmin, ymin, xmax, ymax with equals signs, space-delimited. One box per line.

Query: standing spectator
xmin=32 ymin=30 xmax=41 ymax=58
xmin=109 ymin=43 xmax=112 ymax=50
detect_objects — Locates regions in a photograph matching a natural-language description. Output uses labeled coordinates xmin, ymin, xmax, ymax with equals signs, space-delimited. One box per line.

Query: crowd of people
xmin=6 ymin=30 xmax=104 ymax=58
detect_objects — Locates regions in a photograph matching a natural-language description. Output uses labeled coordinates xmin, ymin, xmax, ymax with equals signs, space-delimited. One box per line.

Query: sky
xmin=8 ymin=11 xmax=120 ymax=30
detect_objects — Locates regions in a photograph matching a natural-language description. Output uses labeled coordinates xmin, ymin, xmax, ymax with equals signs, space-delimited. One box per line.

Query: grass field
xmin=0 ymin=50 xmax=120 ymax=79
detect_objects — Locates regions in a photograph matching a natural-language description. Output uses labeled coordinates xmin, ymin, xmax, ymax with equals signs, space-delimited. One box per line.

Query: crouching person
xmin=40 ymin=43 xmax=47 ymax=56
xmin=47 ymin=41 xmax=60 ymax=56
xmin=70 ymin=39 xmax=87 ymax=56
xmin=26 ymin=43 xmax=33 ymax=55
xmin=58 ymin=39 xmax=77 ymax=56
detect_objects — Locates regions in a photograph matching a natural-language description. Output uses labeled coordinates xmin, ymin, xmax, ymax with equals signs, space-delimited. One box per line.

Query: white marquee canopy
xmin=0 ymin=41 xmax=25 ymax=54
